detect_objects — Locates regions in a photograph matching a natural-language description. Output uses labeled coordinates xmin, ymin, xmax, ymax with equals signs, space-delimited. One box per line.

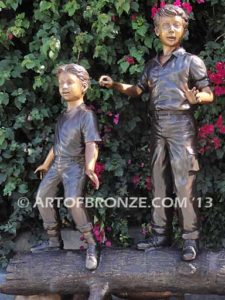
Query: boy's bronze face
xmin=155 ymin=15 xmax=185 ymax=48
xmin=58 ymin=72 xmax=85 ymax=102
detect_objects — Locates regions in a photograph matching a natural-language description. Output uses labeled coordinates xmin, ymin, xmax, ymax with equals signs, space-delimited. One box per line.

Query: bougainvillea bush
xmin=0 ymin=0 xmax=224 ymax=267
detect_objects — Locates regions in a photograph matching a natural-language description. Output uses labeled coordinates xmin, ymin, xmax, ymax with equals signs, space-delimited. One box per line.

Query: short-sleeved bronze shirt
xmin=137 ymin=47 xmax=210 ymax=111
xmin=53 ymin=103 xmax=101 ymax=158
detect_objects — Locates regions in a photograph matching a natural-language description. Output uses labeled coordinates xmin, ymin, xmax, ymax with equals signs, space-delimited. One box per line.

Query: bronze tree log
xmin=1 ymin=248 xmax=225 ymax=298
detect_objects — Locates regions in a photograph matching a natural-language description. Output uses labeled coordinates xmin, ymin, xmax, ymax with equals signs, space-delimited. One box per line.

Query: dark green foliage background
xmin=0 ymin=0 xmax=225 ymax=268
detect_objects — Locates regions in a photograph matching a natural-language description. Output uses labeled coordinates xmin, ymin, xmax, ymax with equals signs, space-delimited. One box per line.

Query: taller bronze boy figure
xmin=99 ymin=5 xmax=213 ymax=261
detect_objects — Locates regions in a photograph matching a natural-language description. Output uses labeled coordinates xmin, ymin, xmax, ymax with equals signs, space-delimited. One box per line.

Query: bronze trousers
xmin=35 ymin=156 xmax=92 ymax=239
xmin=149 ymin=112 xmax=200 ymax=240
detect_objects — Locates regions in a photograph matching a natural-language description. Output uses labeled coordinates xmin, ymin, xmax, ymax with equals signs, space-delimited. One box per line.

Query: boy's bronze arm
xmin=34 ymin=147 xmax=54 ymax=179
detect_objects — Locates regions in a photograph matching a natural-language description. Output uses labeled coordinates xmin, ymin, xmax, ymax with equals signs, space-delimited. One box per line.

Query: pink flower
xmin=80 ymin=235 xmax=84 ymax=241
xmin=113 ymin=113 xmax=120 ymax=125
xmin=93 ymin=224 xmax=100 ymax=237
xmin=209 ymin=73 xmax=223 ymax=85
xmin=215 ymin=115 xmax=225 ymax=133
xmin=94 ymin=162 xmax=104 ymax=185
xmin=132 ymin=175 xmax=140 ymax=185
xmin=146 ymin=176 xmax=152 ymax=191
xmin=93 ymin=223 xmax=100 ymax=230
xmin=107 ymin=111 xmax=113 ymax=116
xmin=7 ymin=33 xmax=13 ymax=40
xmin=80 ymin=245 xmax=85 ymax=250
xmin=215 ymin=115 xmax=223 ymax=129
xmin=199 ymin=147 xmax=205 ymax=155
xmin=208 ymin=63 xmax=225 ymax=93
xmin=95 ymin=162 xmax=105 ymax=175
xmin=160 ymin=1 xmax=166 ymax=7
xmin=93 ymin=229 xmax=100 ymax=237
xmin=111 ymin=15 xmax=118 ymax=22
xmin=219 ymin=126 xmax=225 ymax=134
xmin=212 ymin=137 xmax=221 ymax=149
xmin=105 ymin=240 xmax=112 ymax=247
xmin=215 ymin=62 xmax=225 ymax=72
xmin=140 ymin=162 xmax=144 ymax=168
xmin=128 ymin=159 xmax=132 ymax=165
xmin=198 ymin=124 xmax=214 ymax=138
xmin=95 ymin=235 xmax=102 ymax=242
xmin=130 ymin=14 xmax=137 ymax=21
xmin=92 ymin=223 xmax=107 ymax=244
xmin=196 ymin=0 xmax=205 ymax=3
xmin=104 ymin=125 xmax=112 ymax=133
xmin=151 ymin=6 xmax=158 ymax=18
xmin=182 ymin=2 xmax=193 ymax=14
xmin=173 ymin=0 xmax=181 ymax=7
xmin=106 ymin=226 xmax=112 ymax=232
xmin=125 ymin=56 xmax=135 ymax=65
xmin=214 ymin=86 xmax=225 ymax=96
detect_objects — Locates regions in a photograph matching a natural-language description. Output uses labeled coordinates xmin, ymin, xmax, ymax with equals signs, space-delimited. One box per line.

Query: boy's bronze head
xmin=57 ymin=64 xmax=90 ymax=101
xmin=153 ymin=4 xmax=189 ymax=30
xmin=57 ymin=64 xmax=90 ymax=93
xmin=153 ymin=5 xmax=189 ymax=48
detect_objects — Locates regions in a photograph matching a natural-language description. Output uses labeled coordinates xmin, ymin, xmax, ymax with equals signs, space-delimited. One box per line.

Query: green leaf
xmin=137 ymin=25 xmax=148 ymax=37
xmin=0 ymin=92 xmax=9 ymax=106
xmin=115 ymin=0 xmax=130 ymax=16
xmin=144 ymin=36 xmax=153 ymax=48
xmin=21 ymin=55 xmax=36 ymax=69
xmin=119 ymin=61 xmax=129 ymax=73
xmin=0 ymin=173 xmax=7 ymax=184
xmin=18 ymin=183 xmax=28 ymax=194
xmin=131 ymin=1 xmax=139 ymax=12
xmin=3 ymin=180 xmax=17 ymax=196
xmin=0 ymin=128 xmax=6 ymax=146
xmin=39 ymin=1 xmax=52 ymax=12
xmin=0 ymin=1 xmax=6 ymax=9
xmin=63 ymin=1 xmax=80 ymax=16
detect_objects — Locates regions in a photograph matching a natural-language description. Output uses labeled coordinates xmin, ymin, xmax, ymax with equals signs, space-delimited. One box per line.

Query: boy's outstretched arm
xmin=99 ymin=75 xmax=142 ymax=97
xmin=85 ymin=142 xmax=99 ymax=190
xmin=34 ymin=146 xmax=54 ymax=179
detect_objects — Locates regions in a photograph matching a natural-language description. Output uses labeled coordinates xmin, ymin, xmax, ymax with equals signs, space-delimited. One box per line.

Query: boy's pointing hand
xmin=99 ymin=75 xmax=114 ymax=88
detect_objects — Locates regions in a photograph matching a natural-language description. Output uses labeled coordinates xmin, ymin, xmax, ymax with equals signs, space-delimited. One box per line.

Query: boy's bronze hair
xmin=153 ymin=4 xmax=189 ymax=30
xmin=57 ymin=64 xmax=90 ymax=91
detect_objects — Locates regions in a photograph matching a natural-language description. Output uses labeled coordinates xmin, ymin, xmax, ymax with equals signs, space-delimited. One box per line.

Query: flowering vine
xmin=151 ymin=0 xmax=205 ymax=18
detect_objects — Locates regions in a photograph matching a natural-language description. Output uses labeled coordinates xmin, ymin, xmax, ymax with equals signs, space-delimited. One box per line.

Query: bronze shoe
xmin=182 ymin=239 xmax=199 ymax=261
xmin=86 ymin=244 xmax=98 ymax=270
xmin=137 ymin=234 xmax=171 ymax=251
xmin=31 ymin=239 xmax=63 ymax=253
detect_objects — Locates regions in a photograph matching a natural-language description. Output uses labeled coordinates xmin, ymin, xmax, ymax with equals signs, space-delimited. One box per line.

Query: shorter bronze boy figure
xmin=99 ymin=5 xmax=213 ymax=261
xmin=31 ymin=64 xmax=101 ymax=270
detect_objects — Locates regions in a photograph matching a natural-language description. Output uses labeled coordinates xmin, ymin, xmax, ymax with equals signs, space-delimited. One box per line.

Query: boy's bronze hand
xmin=34 ymin=164 xmax=49 ymax=180
xmin=182 ymin=83 xmax=199 ymax=104
xmin=99 ymin=75 xmax=114 ymax=88
xmin=86 ymin=169 xmax=100 ymax=190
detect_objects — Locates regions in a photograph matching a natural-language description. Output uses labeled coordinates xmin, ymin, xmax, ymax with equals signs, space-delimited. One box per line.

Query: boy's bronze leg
xmin=68 ymin=202 xmax=98 ymax=271
xmin=137 ymin=121 xmax=174 ymax=250
xmin=31 ymin=164 xmax=63 ymax=252
xmin=63 ymin=163 xmax=98 ymax=270
xmin=167 ymin=116 xmax=200 ymax=260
